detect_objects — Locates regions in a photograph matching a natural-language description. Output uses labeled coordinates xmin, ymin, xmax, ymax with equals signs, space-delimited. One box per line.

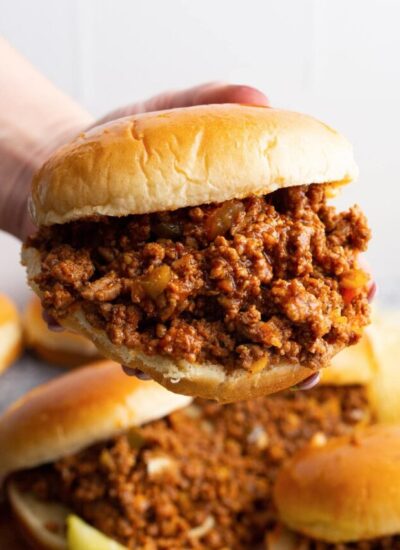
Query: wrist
xmin=1 ymin=113 xmax=93 ymax=240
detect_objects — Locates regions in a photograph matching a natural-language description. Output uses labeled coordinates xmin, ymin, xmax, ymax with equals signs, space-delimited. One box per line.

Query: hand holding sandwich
xmin=0 ymin=39 xmax=269 ymax=240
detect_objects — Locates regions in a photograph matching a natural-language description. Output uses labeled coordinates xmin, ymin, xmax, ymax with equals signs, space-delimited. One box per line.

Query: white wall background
xmin=1 ymin=0 xmax=400 ymax=306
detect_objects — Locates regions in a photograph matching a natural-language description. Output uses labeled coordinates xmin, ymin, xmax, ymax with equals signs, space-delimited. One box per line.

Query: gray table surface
xmin=0 ymin=353 xmax=62 ymax=414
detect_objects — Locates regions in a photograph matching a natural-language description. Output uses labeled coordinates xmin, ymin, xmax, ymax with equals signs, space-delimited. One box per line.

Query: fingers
xmin=121 ymin=366 xmax=152 ymax=380
xmin=141 ymin=82 xmax=270 ymax=112
xmin=291 ymin=371 xmax=320 ymax=392
xmin=97 ymin=82 xmax=269 ymax=125
xmin=41 ymin=309 xmax=64 ymax=332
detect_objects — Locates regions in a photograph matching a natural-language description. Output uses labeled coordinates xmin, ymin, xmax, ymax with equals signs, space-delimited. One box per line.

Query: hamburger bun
xmin=24 ymin=295 xmax=99 ymax=367
xmin=366 ymin=311 xmax=400 ymax=424
xmin=29 ymin=104 xmax=357 ymax=227
xmin=8 ymin=482 xmax=67 ymax=550
xmin=23 ymin=104 xmax=359 ymax=402
xmin=274 ymin=424 xmax=400 ymax=543
xmin=0 ymin=359 xmax=191 ymax=482
xmin=320 ymin=330 xmax=374 ymax=386
xmin=0 ymin=293 xmax=23 ymax=374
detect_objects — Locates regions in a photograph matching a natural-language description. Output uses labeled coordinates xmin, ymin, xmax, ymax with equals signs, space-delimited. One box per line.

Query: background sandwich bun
xmin=8 ymin=482 xmax=68 ymax=550
xmin=0 ymin=359 xmax=191 ymax=482
xmin=0 ymin=503 xmax=29 ymax=550
xmin=23 ymin=104 xmax=359 ymax=402
xmin=320 ymin=330 xmax=374 ymax=387
xmin=0 ymin=293 xmax=22 ymax=375
xmin=24 ymin=295 xmax=100 ymax=367
xmin=274 ymin=424 xmax=400 ymax=543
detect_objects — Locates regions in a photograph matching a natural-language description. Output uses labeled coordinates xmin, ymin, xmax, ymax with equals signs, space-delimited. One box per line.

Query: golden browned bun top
xmin=30 ymin=104 xmax=358 ymax=226
xmin=274 ymin=424 xmax=400 ymax=543
xmin=0 ymin=293 xmax=20 ymax=326
xmin=0 ymin=360 xmax=191 ymax=481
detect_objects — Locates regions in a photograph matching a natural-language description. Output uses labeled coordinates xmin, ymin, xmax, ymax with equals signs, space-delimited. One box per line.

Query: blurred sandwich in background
xmin=2 ymin=313 xmax=400 ymax=550
xmin=0 ymin=293 xmax=22 ymax=374
xmin=24 ymin=295 xmax=100 ymax=367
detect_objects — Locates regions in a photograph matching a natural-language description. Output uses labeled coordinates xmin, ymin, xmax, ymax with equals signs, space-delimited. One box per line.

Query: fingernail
xmin=122 ymin=366 xmax=151 ymax=380
xmin=42 ymin=310 xmax=64 ymax=332
xmin=367 ymin=282 xmax=377 ymax=303
xmin=291 ymin=371 xmax=320 ymax=391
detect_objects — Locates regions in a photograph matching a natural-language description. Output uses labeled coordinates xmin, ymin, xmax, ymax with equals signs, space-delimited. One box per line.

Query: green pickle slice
xmin=67 ymin=515 xmax=127 ymax=550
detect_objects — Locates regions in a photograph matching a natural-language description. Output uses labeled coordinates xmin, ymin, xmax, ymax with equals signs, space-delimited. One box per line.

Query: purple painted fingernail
xmin=291 ymin=371 xmax=320 ymax=391
xmin=42 ymin=309 xmax=64 ymax=332
xmin=122 ymin=366 xmax=151 ymax=380
xmin=367 ymin=281 xmax=377 ymax=303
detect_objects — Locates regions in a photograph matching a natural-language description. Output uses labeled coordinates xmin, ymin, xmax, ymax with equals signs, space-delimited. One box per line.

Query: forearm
xmin=0 ymin=38 xmax=93 ymax=239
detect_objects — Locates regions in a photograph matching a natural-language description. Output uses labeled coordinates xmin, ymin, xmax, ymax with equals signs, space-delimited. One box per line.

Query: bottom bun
xmin=52 ymin=307 xmax=313 ymax=402
xmin=8 ymin=480 xmax=68 ymax=550
xmin=274 ymin=424 xmax=400 ymax=543
xmin=0 ymin=293 xmax=23 ymax=374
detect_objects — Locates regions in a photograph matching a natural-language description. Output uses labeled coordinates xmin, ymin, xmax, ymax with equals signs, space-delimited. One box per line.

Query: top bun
xmin=0 ymin=360 xmax=191 ymax=481
xmin=274 ymin=424 xmax=400 ymax=543
xmin=30 ymin=104 xmax=358 ymax=226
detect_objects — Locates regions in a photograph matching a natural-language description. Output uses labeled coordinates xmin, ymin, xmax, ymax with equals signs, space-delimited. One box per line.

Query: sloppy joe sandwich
xmin=1 ymin=354 xmax=390 ymax=549
xmin=0 ymin=293 xmax=23 ymax=374
xmin=22 ymin=104 xmax=371 ymax=401
xmin=24 ymin=295 xmax=99 ymax=367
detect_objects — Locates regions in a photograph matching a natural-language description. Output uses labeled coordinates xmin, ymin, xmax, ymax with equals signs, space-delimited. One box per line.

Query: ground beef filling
xmin=28 ymin=184 xmax=371 ymax=370
xmin=15 ymin=385 xmax=384 ymax=550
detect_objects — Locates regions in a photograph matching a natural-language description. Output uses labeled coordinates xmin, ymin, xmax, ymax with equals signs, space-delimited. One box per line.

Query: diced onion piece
xmin=188 ymin=515 xmax=215 ymax=539
xmin=140 ymin=265 xmax=171 ymax=299
xmin=249 ymin=356 xmax=269 ymax=374
xmin=247 ymin=424 xmax=270 ymax=449
xmin=206 ymin=201 xmax=244 ymax=240
xmin=146 ymin=455 xmax=175 ymax=477
xmin=310 ymin=431 xmax=327 ymax=447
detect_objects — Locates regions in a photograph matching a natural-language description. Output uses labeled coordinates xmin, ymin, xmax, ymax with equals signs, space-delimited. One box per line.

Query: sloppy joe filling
xmin=15 ymin=386 xmax=375 ymax=549
xmin=27 ymin=184 xmax=370 ymax=370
